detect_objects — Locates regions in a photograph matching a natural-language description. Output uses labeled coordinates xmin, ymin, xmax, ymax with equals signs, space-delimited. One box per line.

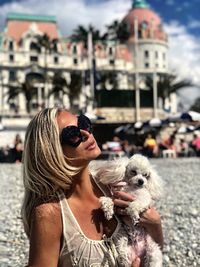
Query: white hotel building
xmin=0 ymin=0 xmax=176 ymax=123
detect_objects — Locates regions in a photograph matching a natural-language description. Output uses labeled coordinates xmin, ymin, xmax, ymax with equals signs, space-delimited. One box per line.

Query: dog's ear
xmin=148 ymin=168 xmax=163 ymax=199
xmin=91 ymin=158 xmax=129 ymax=185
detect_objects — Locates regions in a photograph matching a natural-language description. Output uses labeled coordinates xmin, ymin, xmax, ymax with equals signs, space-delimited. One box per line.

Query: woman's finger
xmin=113 ymin=198 xmax=131 ymax=208
xmin=132 ymin=257 xmax=141 ymax=267
xmin=113 ymin=191 xmax=135 ymax=202
xmin=139 ymin=207 xmax=161 ymax=225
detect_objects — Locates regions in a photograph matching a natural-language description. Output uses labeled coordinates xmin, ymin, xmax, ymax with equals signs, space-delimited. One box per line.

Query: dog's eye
xmin=143 ymin=173 xmax=150 ymax=178
xmin=130 ymin=170 xmax=137 ymax=176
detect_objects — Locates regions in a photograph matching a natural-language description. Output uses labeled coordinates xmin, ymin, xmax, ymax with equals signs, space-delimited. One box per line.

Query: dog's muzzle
xmin=137 ymin=178 xmax=144 ymax=186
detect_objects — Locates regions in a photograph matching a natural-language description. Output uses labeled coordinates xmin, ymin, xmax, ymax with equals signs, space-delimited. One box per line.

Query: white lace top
xmin=57 ymin=178 xmax=129 ymax=267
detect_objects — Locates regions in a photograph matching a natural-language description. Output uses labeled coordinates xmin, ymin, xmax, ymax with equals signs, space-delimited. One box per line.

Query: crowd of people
xmin=1 ymin=109 xmax=199 ymax=266
xmin=0 ymin=129 xmax=200 ymax=163
xmin=0 ymin=133 xmax=24 ymax=163
xmin=99 ymin=132 xmax=200 ymax=159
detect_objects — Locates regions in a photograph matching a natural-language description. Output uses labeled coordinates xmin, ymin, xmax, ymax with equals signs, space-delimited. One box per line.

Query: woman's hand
xmin=113 ymin=191 xmax=135 ymax=215
xmin=139 ymin=207 xmax=163 ymax=249
xmin=132 ymin=257 xmax=141 ymax=267
xmin=113 ymin=191 xmax=163 ymax=249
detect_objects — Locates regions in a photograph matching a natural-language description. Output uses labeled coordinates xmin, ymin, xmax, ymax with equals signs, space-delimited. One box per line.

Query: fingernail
xmin=135 ymin=257 xmax=140 ymax=263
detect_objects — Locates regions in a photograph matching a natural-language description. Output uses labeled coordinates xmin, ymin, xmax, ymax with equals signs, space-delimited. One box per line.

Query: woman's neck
xmin=70 ymin=166 xmax=98 ymax=201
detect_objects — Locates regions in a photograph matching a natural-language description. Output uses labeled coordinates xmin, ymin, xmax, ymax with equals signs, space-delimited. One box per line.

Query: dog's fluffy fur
xmin=92 ymin=154 xmax=163 ymax=267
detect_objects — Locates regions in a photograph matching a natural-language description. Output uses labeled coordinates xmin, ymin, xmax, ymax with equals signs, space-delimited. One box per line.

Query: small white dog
xmin=94 ymin=154 xmax=163 ymax=267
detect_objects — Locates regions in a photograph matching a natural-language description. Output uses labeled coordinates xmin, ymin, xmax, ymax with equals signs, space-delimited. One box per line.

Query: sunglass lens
xmin=78 ymin=114 xmax=92 ymax=133
xmin=61 ymin=126 xmax=82 ymax=147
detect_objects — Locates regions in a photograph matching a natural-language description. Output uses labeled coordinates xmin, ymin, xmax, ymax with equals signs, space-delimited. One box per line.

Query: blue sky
xmin=0 ymin=0 xmax=199 ymax=109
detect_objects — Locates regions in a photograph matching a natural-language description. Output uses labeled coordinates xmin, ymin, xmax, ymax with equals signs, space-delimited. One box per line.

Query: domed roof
xmin=123 ymin=0 xmax=167 ymax=42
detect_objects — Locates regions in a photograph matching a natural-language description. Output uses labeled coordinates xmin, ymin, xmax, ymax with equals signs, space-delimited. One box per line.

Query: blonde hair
xmin=21 ymin=107 xmax=83 ymax=236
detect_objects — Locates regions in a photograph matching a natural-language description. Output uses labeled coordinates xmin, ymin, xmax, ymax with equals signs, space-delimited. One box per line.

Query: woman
xmin=22 ymin=108 xmax=163 ymax=267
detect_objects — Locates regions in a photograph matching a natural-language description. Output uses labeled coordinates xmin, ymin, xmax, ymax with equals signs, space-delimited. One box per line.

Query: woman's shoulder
xmin=32 ymin=200 xmax=61 ymax=225
xmin=30 ymin=200 xmax=62 ymax=242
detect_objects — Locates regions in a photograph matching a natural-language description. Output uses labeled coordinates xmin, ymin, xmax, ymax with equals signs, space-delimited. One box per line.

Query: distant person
xmin=159 ymin=134 xmax=177 ymax=151
xmin=177 ymin=138 xmax=189 ymax=157
xmin=102 ymin=136 xmax=122 ymax=152
xmin=121 ymin=139 xmax=134 ymax=157
xmin=143 ymin=134 xmax=157 ymax=157
xmin=192 ymin=133 xmax=200 ymax=157
xmin=13 ymin=133 xmax=23 ymax=162
xmin=21 ymin=108 xmax=163 ymax=267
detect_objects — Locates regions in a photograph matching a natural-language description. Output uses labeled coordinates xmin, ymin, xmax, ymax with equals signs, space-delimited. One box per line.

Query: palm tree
xmin=97 ymin=71 xmax=118 ymax=90
xmin=36 ymin=33 xmax=58 ymax=106
xmin=6 ymin=79 xmax=37 ymax=114
xmin=146 ymin=74 xmax=194 ymax=107
xmin=49 ymin=72 xmax=68 ymax=106
xmin=68 ymin=71 xmax=82 ymax=111
xmin=106 ymin=20 xmax=130 ymax=43
xmin=49 ymin=71 xmax=82 ymax=112
xmin=71 ymin=25 xmax=107 ymax=48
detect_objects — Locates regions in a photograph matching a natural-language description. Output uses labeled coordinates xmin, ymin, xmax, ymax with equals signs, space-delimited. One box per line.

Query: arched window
xmin=9 ymin=41 xmax=13 ymax=51
xmin=30 ymin=42 xmax=41 ymax=53
xmin=73 ymin=45 xmax=77 ymax=55
xmin=52 ymin=42 xmax=57 ymax=52
xmin=141 ymin=21 xmax=148 ymax=29
xmin=109 ymin=47 xmax=113 ymax=55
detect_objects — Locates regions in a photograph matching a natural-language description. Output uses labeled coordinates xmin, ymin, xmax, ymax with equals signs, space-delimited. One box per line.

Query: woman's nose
xmin=80 ymin=129 xmax=90 ymax=142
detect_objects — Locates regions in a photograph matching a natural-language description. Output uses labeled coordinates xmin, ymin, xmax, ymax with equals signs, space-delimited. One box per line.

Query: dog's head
xmin=92 ymin=157 xmax=129 ymax=185
xmin=125 ymin=154 xmax=163 ymax=199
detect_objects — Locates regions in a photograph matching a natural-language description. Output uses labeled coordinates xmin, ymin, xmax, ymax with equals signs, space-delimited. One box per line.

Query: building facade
xmin=0 ymin=0 xmax=176 ymax=123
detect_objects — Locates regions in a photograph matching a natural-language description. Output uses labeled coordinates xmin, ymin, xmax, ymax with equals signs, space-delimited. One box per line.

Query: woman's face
xmin=57 ymin=111 xmax=101 ymax=165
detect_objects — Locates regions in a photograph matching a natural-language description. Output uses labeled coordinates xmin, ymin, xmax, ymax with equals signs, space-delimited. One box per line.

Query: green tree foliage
xmin=71 ymin=25 xmax=107 ymax=48
xmin=106 ymin=20 xmax=130 ymax=43
xmin=6 ymin=79 xmax=37 ymax=113
xmin=146 ymin=74 xmax=194 ymax=103
xmin=49 ymin=71 xmax=82 ymax=111
xmin=97 ymin=71 xmax=118 ymax=90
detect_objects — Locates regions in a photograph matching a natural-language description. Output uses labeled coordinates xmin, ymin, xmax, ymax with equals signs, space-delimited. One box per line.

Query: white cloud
xmin=164 ymin=21 xmax=200 ymax=82
xmin=166 ymin=0 xmax=175 ymax=6
xmin=164 ymin=21 xmax=200 ymax=108
xmin=0 ymin=0 xmax=131 ymax=35
xmin=188 ymin=19 xmax=200 ymax=29
xmin=0 ymin=0 xmax=199 ymax=109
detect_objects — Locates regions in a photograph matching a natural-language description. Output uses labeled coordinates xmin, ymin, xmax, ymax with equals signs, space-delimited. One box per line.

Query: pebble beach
xmin=0 ymin=158 xmax=200 ymax=267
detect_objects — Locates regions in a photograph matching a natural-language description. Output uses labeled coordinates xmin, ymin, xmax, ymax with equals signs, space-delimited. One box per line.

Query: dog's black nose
xmin=138 ymin=179 xmax=144 ymax=186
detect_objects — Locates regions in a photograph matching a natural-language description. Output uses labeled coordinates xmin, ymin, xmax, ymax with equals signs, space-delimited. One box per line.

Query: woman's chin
xmin=87 ymin=146 xmax=101 ymax=160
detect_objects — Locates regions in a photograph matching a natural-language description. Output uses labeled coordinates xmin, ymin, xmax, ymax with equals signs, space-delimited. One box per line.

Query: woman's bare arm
xmin=27 ymin=202 xmax=62 ymax=267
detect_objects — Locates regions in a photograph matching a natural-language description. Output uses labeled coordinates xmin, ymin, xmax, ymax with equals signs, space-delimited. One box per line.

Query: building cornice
xmin=6 ymin=13 xmax=57 ymax=24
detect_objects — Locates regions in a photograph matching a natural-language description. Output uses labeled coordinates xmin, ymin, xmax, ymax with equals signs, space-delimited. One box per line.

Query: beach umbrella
xmin=134 ymin=121 xmax=143 ymax=129
xmin=166 ymin=113 xmax=183 ymax=122
xmin=180 ymin=111 xmax=200 ymax=122
xmin=0 ymin=123 xmax=4 ymax=131
xmin=143 ymin=118 xmax=163 ymax=128
xmin=177 ymin=125 xmax=187 ymax=134
xmin=125 ymin=124 xmax=136 ymax=135
xmin=114 ymin=124 xmax=133 ymax=135
xmin=84 ymin=112 xmax=106 ymax=122
xmin=177 ymin=125 xmax=196 ymax=134
xmin=114 ymin=125 xmax=127 ymax=134
xmin=187 ymin=125 xmax=195 ymax=132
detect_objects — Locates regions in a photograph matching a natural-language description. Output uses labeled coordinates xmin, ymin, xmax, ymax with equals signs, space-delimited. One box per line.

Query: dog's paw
xmin=99 ymin=196 xmax=114 ymax=220
xmin=126 ymin=204 xmax=140 ymax=225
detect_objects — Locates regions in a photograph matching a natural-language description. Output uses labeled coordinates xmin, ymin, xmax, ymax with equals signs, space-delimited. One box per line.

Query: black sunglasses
xmin=60 ymin=114 xmax=92 ymax=147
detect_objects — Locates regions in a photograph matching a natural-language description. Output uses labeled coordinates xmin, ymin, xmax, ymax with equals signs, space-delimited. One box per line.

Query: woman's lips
xmin=85 ymin=140 xmax=96 ymax=150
